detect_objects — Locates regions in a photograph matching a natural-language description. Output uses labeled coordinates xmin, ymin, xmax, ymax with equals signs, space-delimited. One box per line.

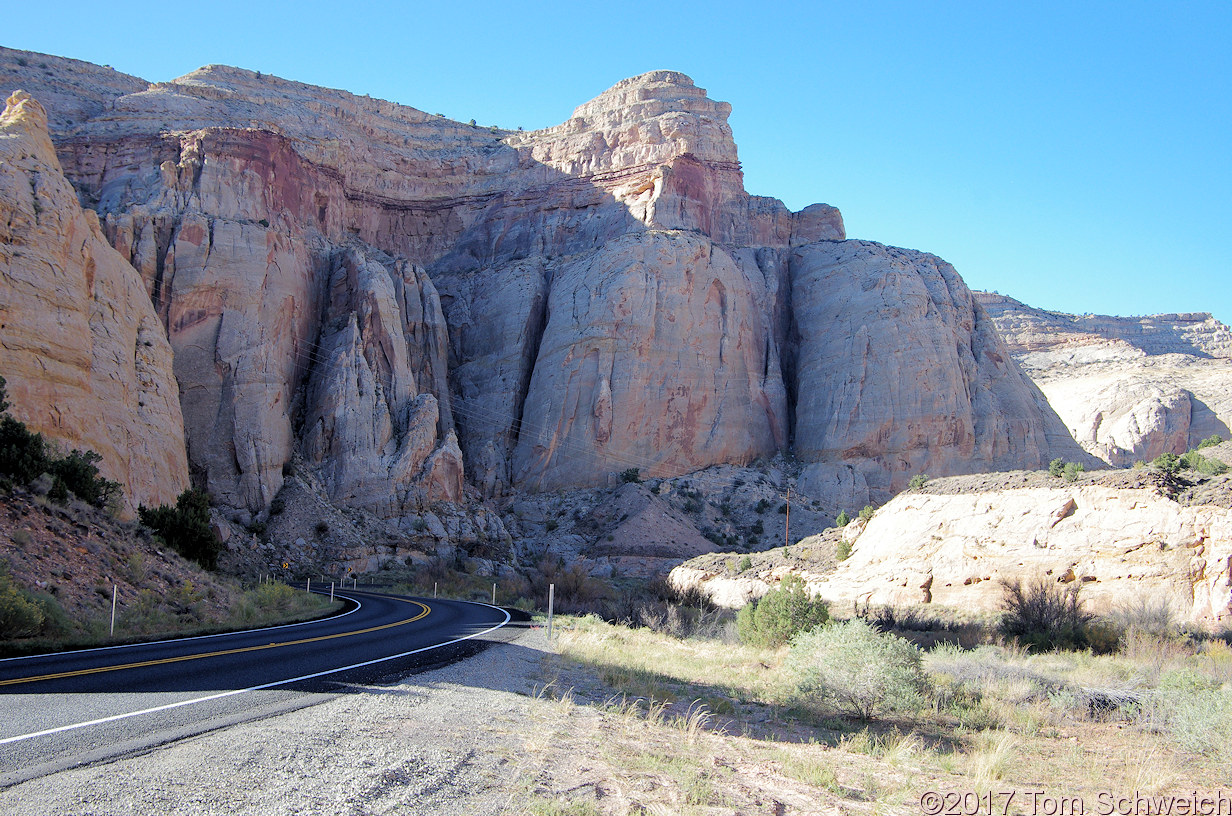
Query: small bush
xmin=269 ymin=495 xmax=286 ymax=515
xmin=858 ymin=505 xmax=875 ymax=522
xmin=619 ymin=467 xmax=641 ymax=484
xmin=737 ymin=555 xmax=753 ymax=573
xmin=1198 ymin=434 xmax=1224 ymax=449
xmin=835 ymin=510 xmax=850 ymax=527
xmin=907 ymin=474 xmax=929 ymax=491
xmin=1180 ymin=450 xmax=1228 ymax=476
xmin=1151 ymin=452 xmax=1182 ymax=475
xmin=1048 ymin=458 xmax=1065 ymax=478
xmin=1062 ymin=461 xmax=1085 ymax=482
xmin=0 ymin=378 xmax=120 ymax=507
xmin=0 ymin=566 xmax=45 ymax=638
xmin=139 ymin=488 xmax=220 ymax=569
xmin=836 ymin=540 xmax=852 ymax=561
xmin=998 ymin=576 xmax=1095 ymax=652
xmin=737 ymin=574 xmax=828 ymax=647
xmin=1110 ymin=594 xmax=1178 ymax=639
xmin=788 ymin=618 xmax=929 ymax=720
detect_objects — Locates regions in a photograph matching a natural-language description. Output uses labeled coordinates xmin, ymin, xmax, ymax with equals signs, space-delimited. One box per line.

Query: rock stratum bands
xmin=0 ymin=49 xmax=1115 ymax=515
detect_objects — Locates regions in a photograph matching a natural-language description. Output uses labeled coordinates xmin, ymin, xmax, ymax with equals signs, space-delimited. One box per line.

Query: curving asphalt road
xmin=0 ymin=587 xmax=513 ymax=786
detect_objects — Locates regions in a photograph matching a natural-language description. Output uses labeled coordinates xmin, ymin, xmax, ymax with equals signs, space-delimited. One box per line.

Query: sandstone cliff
xmin=0 ymin=49 xmax=1089 ymax=519
xmin=977 ymin=293 xmax=1232 ymax=466
xmin=0 ymin=90 xmax=188 ymax=513
xmin=671 ymin=470 xmax=1232 ymax=628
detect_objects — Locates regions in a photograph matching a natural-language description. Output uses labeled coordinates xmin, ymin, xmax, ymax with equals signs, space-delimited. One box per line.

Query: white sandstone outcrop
xmin=0 ymin=90 xmax=189 ymax=513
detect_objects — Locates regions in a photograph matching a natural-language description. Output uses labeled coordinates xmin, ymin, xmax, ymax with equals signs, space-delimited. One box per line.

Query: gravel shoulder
xmin=0 ymin=618 xmax=550 ymax=816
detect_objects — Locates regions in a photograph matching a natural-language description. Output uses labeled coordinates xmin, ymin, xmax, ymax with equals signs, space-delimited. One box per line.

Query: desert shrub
xmin=619 ymin=467 xmax=641 ymax=484
xmin=737 ymin=555 xmax=753 ymax=573
xmin=1198 ymin=434 xmax=1224 ymax=449
xmin=139 ymin=488 xmax=220 ymax=569
xmin=1110 ymin=594 xmax=1179 ymax=639
xmin=834 ymin=510 xmax=850 ymax=527
xmin=1166 ymin=688 xmax=1232 ymax=766
xmin=1151 ymin=452 xmax=1182 ymax=475
xmin=837 ymin=541 xmax=852 ymax=561
xmin=907 ymin=474 xmax=929 ymax=490
xmin=48 ymin=448 xmax=120 ymax=507
xmin=0 ymin=378 xmax=119 ymax=507
xmin=998 ymin=576 xmax=1095 ymax=652
xmin=269 ymin=495 xmax=286 ymax=515
xmin=755 ymin=498 xmax=772 ymax=514
xmin=858 ymin=505 xmax=875 ymax=522
xmin=1062 ymin=462 xmax=1085 ymax=482
xmin=0 ymin=565 xmax=45 ymax=638
xmin=737 ymin=574 xmax=828 ymax=647
xmin=1048 ymin=458 xmax=1065 ymax=477
xmin=787 ymin=618 xmax=929 ymax=720
xmin=1180 ymin=450 xmax=1228 ymax=476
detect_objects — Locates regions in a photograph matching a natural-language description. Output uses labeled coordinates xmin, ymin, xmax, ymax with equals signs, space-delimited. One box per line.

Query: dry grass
xmin=508 ymin=613 xmax=1232 ymax=814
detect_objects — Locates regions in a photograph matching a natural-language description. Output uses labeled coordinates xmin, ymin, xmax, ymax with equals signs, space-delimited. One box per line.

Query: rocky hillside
xmin=0 ymin=47 xmax=1089 ymax=536
xmin=976 ymin=292 xmax=1232 ymax=467
xmin=672 ymin=450 xmax=1232 ymax=628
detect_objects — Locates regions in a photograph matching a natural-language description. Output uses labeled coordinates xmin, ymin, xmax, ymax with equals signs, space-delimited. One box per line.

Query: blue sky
xmin=8 ymin=1 xmax=1230 ymax=322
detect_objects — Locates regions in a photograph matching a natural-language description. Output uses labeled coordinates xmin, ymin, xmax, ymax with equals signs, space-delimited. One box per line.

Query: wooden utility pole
xmin=784 ymin=488 xmax=791 ymax=549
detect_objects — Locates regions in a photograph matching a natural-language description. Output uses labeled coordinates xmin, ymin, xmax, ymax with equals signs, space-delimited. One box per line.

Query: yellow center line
xmin=0 ymin=597 xmax=430 ymax=687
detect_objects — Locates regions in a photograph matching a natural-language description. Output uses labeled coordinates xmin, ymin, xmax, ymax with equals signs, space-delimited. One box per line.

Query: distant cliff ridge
xmin=976 ymin=292 xmax=1232 ymax=467
xmin=0 ymin=46 xmax=1089 ymax=516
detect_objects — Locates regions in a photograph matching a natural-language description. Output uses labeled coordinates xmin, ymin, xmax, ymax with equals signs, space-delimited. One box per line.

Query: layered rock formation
xmin=791 ymin=243 xmax=1088 ymax=503
xmin=1 ymin=48 xmax=1090 ymax=518
xmin=671 ymin=472 xmax=1232 ymax=628
xmin=978 ymin=293 xmax=1232 ymax=466
xmin=0 ymin=90 xmax=188 ymax=513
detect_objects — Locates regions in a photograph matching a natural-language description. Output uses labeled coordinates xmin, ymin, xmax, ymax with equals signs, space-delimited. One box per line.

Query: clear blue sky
xmin=7 ymin=1 xmax=1230 ymax=323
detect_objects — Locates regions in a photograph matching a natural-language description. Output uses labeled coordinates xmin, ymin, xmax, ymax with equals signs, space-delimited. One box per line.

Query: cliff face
xmin=0 ymin=48 xmax=1086 ymax=517
xmin=977 ymin=293 xmax=1232 ymax=466
xmin=671 ymin=466 xmax=1232 ymax=629
xmin=0 ymin=91 xmax=188 ymax=513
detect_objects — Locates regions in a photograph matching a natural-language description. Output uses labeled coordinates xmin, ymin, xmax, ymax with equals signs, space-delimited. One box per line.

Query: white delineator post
xmin=307 ymin=577 xmax=311 ymax=595
xmin=110 ymin=584 xmax=117 ymax=636
xmin=492 ymin=583 xmax=497 ymax=605
xmin=330 ymin=581 xmax=335 ymax=602
xmin=547 ymin=583 xmax=555 ymax=641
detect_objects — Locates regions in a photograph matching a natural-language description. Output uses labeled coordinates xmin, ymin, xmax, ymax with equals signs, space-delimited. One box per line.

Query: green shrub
xmin=836 ymin=541 xmax=852 ymax=561
xmin=834 ymin=510 xmax=850 ymax=527
xmin=907 ymin=474 xmax=929 ymax=491
xmin=737 ymin=555 xmax=753 ymax=573
xmin=1062 ymin=461 xmax=1085 ymax=482
xmin=1166 ymin=688 xmax=1232 ymax=765
xmin=1180 ymin=450 xmax=1228 ymax=476
xmin=0 ymin=377 xmax=120 ymax=507
xmin=48 ymin=448 xmax=120 ymax=507
xmin=787 ymin=618 xmax=929 ymax=720
xmin=0 ymin=566 xmax=45 ymax=638
xmin=737 ymin=574 xmax=828 ymax=647
xmin=1198 ymin=435 xmax=1224 ymax=450
xmin=1151 ymin=452 xmax=1182 ymax=475
xmin=619 ymin=468 xmax=641 ymax=484
xmin=998 ymin=576 xmax=1095 ymax=652
xmin=1048 ymin=458 xmax=1065 ymax=477
xmin=858 ymin=505 xmax=875 ymax=522
xmin=139 ymin=488 xmax=220 ymax=569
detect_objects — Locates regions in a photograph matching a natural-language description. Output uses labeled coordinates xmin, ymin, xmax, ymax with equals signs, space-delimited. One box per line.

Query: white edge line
xmin=0 ymin=590 xmax=362 ymax=664
xmin=0 ymin=601 xmax=512 ymax=747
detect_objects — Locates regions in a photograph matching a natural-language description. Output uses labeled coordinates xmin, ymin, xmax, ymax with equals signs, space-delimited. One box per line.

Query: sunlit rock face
xmin=0 ymin=90 xmax=189 ymax=514
xmin=2 ymin=47 xmax=1091 ymax=515
xmin=978 ymin=292 xmax=1232 ymax=467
